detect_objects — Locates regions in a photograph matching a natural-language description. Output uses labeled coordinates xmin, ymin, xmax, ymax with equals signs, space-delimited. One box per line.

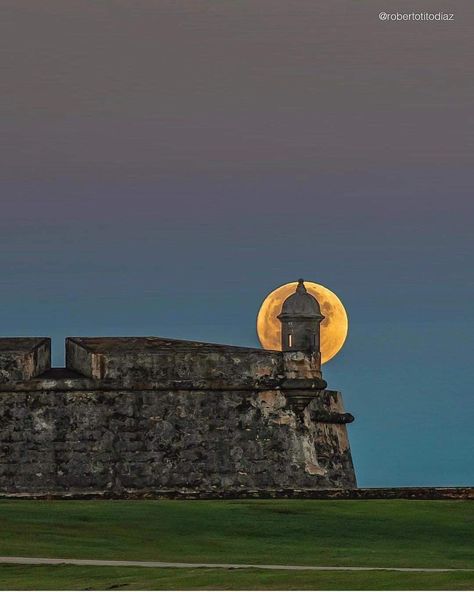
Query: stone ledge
xmin=0 ymin=377 xmax=283 ymax=392
xmin=0 ymin=372 xmax=331 ymax=393
xmin=0 ymin=487 xmax=472 ymax=500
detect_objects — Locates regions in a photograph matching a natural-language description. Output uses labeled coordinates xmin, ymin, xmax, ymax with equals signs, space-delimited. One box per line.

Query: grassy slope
xmin=0 ymin=499 xmax=473 ymax=569
xmin=0 ymin=565 xmax=474 ymax=591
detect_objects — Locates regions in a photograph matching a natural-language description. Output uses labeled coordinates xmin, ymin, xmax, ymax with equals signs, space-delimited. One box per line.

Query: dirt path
xmin=0 ymin=557 xmax=473 ymax=572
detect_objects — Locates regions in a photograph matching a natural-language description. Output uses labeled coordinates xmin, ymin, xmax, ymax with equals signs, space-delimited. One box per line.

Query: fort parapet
xmin=0 ymin=338 xmax=51 ymax=383
xmin=0 ymin=336 xmax=356 ymax=497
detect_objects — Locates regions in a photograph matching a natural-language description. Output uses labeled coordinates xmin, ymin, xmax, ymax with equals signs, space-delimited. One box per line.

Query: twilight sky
xmin=1 ymin=0 xmax=473 ymax=487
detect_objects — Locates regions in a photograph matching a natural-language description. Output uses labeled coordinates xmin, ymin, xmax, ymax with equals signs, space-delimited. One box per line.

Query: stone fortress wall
xmin=0 ymin=337 xmax=356 ymax=497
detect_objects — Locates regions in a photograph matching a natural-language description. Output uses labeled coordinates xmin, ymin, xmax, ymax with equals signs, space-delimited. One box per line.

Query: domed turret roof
xmin=278 ymin=279 xmax=324 ymax=320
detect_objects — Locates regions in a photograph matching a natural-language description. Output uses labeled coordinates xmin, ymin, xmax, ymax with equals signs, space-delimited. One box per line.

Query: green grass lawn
xmin=1 ymin=565 xmax=474 ymax=591
xmin=0 ymin=499 xmax=473 ymax=589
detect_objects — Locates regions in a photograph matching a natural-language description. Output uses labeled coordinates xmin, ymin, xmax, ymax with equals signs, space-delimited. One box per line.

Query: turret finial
xmin=296 ymin=279 xmax=306 ymax=293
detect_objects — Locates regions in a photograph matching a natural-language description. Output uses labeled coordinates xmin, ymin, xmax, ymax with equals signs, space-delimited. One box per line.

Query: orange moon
xmin=256 ymin=281 xmax=349 ymax=364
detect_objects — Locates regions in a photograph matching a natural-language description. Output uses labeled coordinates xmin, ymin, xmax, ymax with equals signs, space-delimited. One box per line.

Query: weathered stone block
xmin=0 ymin=338 xmax=50 ymax=383
xmin=66 ymin=337 xmax=284 ymax=389
xmin=0 ymin=386 xmax=356 ymax=495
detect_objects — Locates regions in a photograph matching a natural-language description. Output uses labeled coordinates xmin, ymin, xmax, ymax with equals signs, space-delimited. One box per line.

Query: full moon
xmin=256 ymin=281 xmax=348 ymax=364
